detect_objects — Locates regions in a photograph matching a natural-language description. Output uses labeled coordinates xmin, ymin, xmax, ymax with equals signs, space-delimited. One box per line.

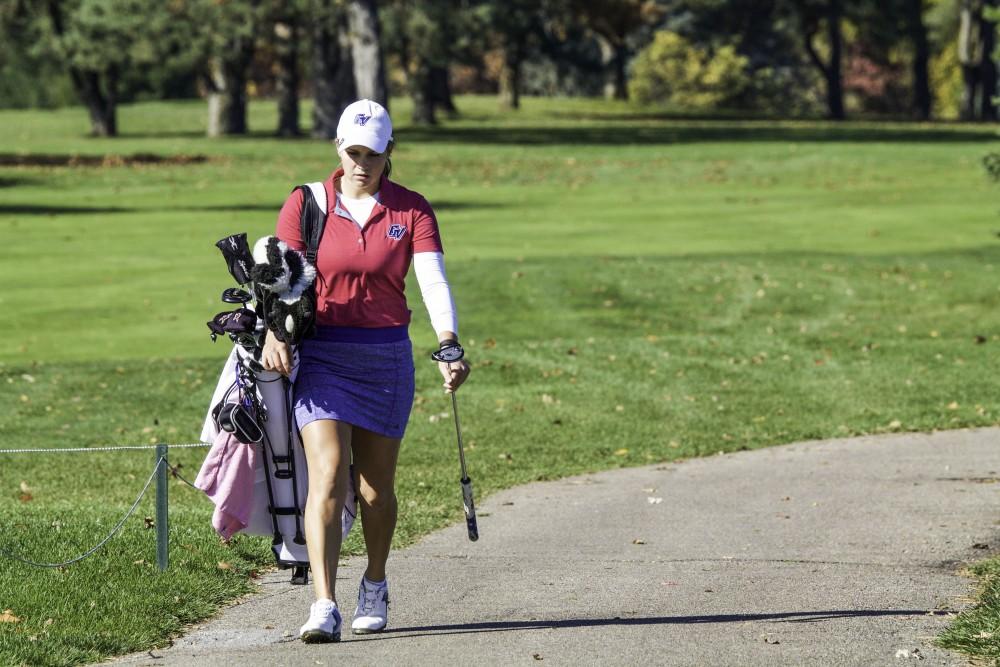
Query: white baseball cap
xmin=336 ymin=99 xmax=393 ymax=153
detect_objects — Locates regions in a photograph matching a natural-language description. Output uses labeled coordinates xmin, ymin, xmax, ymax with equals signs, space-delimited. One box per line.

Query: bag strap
xmin=298 ymin=182 xmax=328 ymax=264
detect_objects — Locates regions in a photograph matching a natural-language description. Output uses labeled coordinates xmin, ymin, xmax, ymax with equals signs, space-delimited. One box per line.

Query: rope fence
xmin=0 ymin=442 xmax=212 ymax=571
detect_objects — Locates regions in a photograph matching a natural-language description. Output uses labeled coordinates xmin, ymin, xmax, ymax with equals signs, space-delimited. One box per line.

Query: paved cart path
xmin=108 ymin=428 xmax=1000 ymax=666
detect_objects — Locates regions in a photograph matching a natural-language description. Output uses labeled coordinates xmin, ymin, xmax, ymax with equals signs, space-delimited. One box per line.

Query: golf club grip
xmin=461 ymin=477 xmax=479 ymax=541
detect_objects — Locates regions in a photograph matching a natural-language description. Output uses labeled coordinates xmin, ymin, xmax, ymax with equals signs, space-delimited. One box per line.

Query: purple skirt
xmin=293 ymin=326 xmax=415 ymax=439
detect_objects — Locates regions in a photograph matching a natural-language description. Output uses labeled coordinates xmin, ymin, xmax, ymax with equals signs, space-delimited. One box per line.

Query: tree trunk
xmin=979 ymin=4 xmax=998 ymax=121
xmin=47 ymin=0 xmax=117 ymax=136
xmin=958 ymin=0 xmax=982 ymax=121
xmin=313 ymin=9 xmax=357 ymax=139
xmin=206 ymin=34 xmax=254 ymax=137
xmin=73 ymin=68 xmax=117 ymax=137
xmin=802 ymin=0 xmax=845 ymax=120
xmin=907 ymin=0 xmax=932 ymax=120
xmin=498 ymin=42 xmax=522 ymax=110
xmin=610 ymin=43 xmax=628 ymax=101
xmin=346 ymin=0 xmax=388 ymax=107
xmin=274 ymin=18 xmax=301 ymax=137
xmin=826 ymin=0 xmax=845 ymax=120
xmin=409 ymin=59 xmax=436 ymax=124
xmin=429 ymin=65 xmax=457 ymax=116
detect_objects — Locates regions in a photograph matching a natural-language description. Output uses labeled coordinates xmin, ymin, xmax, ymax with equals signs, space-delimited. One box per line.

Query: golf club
xmin=449 ymin=391 xmax=479 ymax=541
xmin=431 ymin=341 xmax=478 ymax=541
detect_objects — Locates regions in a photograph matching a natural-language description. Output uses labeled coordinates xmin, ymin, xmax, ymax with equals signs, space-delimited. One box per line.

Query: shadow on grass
xmin=0 ymin=153 xmax=209 ymax=167
xmin=0 ymin=176 xmax=37 ymax=189
xmin=0 ymin=204 xmax=134 ymax=215
xmin=368 ymin=609 xmax=954 ymax=639
xmin=0 ymin=200 xmax=508 ymax=216
xmin=397 ymin=124 xmax=998 ymax=146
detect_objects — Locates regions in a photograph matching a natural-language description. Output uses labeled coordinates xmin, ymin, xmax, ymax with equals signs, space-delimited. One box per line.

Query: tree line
xmin=0 ymin=0 xmax=996 ymax=138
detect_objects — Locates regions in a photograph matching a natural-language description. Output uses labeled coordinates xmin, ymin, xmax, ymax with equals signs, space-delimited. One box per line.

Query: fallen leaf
xmin=613 ymin=448 xmax=629 ymax=456
xmin=218 ymin=561 xmax=232 ymax=570
xmin=972 ymin=543 xmax=989 ymax=549
xmin=947 ymin=401 xmax=959 ymax=410
xmin=0 ymin=610 xmax=20 ymax=623
xmin=43 ymin=618 xmax=53 ymax=627
xmin=144 ymin=517 xmax=155 ymax=529
xmin=632 ymin=538 xmax=646 ymax=545
xmin=532 ymin=654 xmax=544 ymax=661
xmin=647 ymin=497 xmax=663 ymax=504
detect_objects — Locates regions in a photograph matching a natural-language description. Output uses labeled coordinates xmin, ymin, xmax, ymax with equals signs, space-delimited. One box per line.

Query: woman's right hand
xmin=261 ymin=330 xmax=293 ymax=376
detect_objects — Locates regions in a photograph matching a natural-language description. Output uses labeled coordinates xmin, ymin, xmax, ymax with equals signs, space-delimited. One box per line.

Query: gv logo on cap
xmin=354 ymin=113 xmax=372 ymax=126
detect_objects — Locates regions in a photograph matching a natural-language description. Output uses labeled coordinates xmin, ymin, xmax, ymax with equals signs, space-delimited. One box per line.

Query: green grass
xmin=1 ymin=95 xmax=999 ymax=666
xmin=937 ymin=559 xmax=1000 ymax=664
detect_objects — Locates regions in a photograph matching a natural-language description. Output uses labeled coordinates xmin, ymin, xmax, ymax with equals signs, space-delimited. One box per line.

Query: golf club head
xmin=461 ymin=477 xmax=479 ymax=541
xmin=222 ymin=287 xmax=252 ymax=304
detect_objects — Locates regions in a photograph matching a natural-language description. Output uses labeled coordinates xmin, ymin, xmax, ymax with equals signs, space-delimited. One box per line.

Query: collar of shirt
xmin=329 ymin=168 xmax=401 ymax=216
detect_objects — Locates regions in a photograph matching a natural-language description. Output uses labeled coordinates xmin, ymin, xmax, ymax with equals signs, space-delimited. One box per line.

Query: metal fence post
xmin=155 ymin=444 xmax=168 ymax=571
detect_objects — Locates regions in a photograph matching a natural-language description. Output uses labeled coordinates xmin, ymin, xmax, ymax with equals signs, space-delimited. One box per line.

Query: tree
xmin=907 ymin=0 xmax=933 ymax=119
xmin=568 ymin=0 xmax=664 ymax=100
xmin=796 ymin=0 xmax=846 ymax=119
xmin=269 ymin=2 xmax=303 ymax=137
xmin=346 ymin=0 xmax=388 ymax=107
xmin=958 ymin=0 xmax=998 ymax=121
xmin=312 ymin=1 xmax=356 ymax=138
xmin=199 ymin=0 xmax=260 ymax=137
xmin=25 ymin=0 xmax=162 ymax=136
xmin=481 ymin=0 xmax=543 ymax=109
xmin=382 ymin=1 xmax=457 ymax=124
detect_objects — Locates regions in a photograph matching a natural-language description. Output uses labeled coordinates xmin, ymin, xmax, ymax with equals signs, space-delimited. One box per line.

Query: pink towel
xmin=195 ymin=430 xmax=258 ymax=540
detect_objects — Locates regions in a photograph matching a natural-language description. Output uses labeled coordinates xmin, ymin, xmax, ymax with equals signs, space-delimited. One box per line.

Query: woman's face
xmin=339 ymin=144 xmax=390 ymax=194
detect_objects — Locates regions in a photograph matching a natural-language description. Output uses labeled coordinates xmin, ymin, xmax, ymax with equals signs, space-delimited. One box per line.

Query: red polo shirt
xmin=275 ymin=169 xmax=444 ymax=328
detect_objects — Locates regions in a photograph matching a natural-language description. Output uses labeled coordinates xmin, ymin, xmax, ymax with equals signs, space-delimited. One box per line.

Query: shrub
xmin=629 ymin=30 xmax=751 ymax=110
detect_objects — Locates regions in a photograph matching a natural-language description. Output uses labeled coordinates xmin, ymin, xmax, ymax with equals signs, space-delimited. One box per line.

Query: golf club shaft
xmin=451 ymin=392 xmax=479 ymax=541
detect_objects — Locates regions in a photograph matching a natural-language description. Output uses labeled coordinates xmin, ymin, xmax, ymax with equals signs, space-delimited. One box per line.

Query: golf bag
xmin=199 ymin=188 xmax=351 ymax=582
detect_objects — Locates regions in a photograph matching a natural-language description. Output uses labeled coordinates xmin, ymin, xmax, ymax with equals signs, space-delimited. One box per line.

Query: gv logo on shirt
xmin=386 ymin=224 xmax=406 ymax=240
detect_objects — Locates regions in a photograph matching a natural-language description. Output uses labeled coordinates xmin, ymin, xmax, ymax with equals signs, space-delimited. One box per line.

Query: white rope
xmin=0 ymin=443 xmax=210 ymax=455
xmin=0 ymin=456 xmax=166 ymax=568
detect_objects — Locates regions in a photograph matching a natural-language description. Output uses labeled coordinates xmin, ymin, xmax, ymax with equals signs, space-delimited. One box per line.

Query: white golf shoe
xmin=299 ymin=598 xmax=342 ymax=643
xmin=352 ymin=576 xmax=389 ymax=634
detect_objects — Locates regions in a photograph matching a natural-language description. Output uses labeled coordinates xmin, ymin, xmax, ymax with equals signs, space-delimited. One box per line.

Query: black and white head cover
xmin=250 ymin=236 xmax=317 ymax=344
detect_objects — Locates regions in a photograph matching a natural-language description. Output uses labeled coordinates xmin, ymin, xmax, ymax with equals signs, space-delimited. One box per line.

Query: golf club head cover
xmin=207 ymin=308 xmax=258 ymax=341
xmin=250 ymin=236 xmax=317 ymax=344
xmin=215 ymin=233 xmax=256 ymax=286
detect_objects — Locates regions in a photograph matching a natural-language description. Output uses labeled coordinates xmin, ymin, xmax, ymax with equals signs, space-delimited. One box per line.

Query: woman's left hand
xmin=438 ymin=359 xmax=470 ymax=393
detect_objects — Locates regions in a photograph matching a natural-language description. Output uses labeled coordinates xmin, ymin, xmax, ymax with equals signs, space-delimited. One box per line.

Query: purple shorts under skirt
xmin=293 ymin=326 xmax=415 ymax=439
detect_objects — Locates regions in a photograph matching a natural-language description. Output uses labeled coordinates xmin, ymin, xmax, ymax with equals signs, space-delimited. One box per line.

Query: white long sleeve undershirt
xmin=413 ymin=251 xmax=458 ymax=337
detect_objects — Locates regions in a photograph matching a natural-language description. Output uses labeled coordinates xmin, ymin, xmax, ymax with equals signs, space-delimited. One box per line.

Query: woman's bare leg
xmin=350 ymin=427 xmax=402 ymax=582
xmin=300 ymin=419 xmax=352 ymax=602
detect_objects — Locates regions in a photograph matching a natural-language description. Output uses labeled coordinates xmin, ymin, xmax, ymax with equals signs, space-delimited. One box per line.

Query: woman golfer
xmin=261 ymin=99 xmax=470 ymax=642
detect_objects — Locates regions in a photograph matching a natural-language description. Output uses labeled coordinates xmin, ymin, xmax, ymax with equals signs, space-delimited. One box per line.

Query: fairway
xmin=1 ymin=96 xmax=999 ymax=665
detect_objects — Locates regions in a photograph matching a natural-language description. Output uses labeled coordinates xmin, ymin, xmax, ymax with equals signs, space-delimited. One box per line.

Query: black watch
xmin=431 ymin=340 xmax=464 ymax=363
